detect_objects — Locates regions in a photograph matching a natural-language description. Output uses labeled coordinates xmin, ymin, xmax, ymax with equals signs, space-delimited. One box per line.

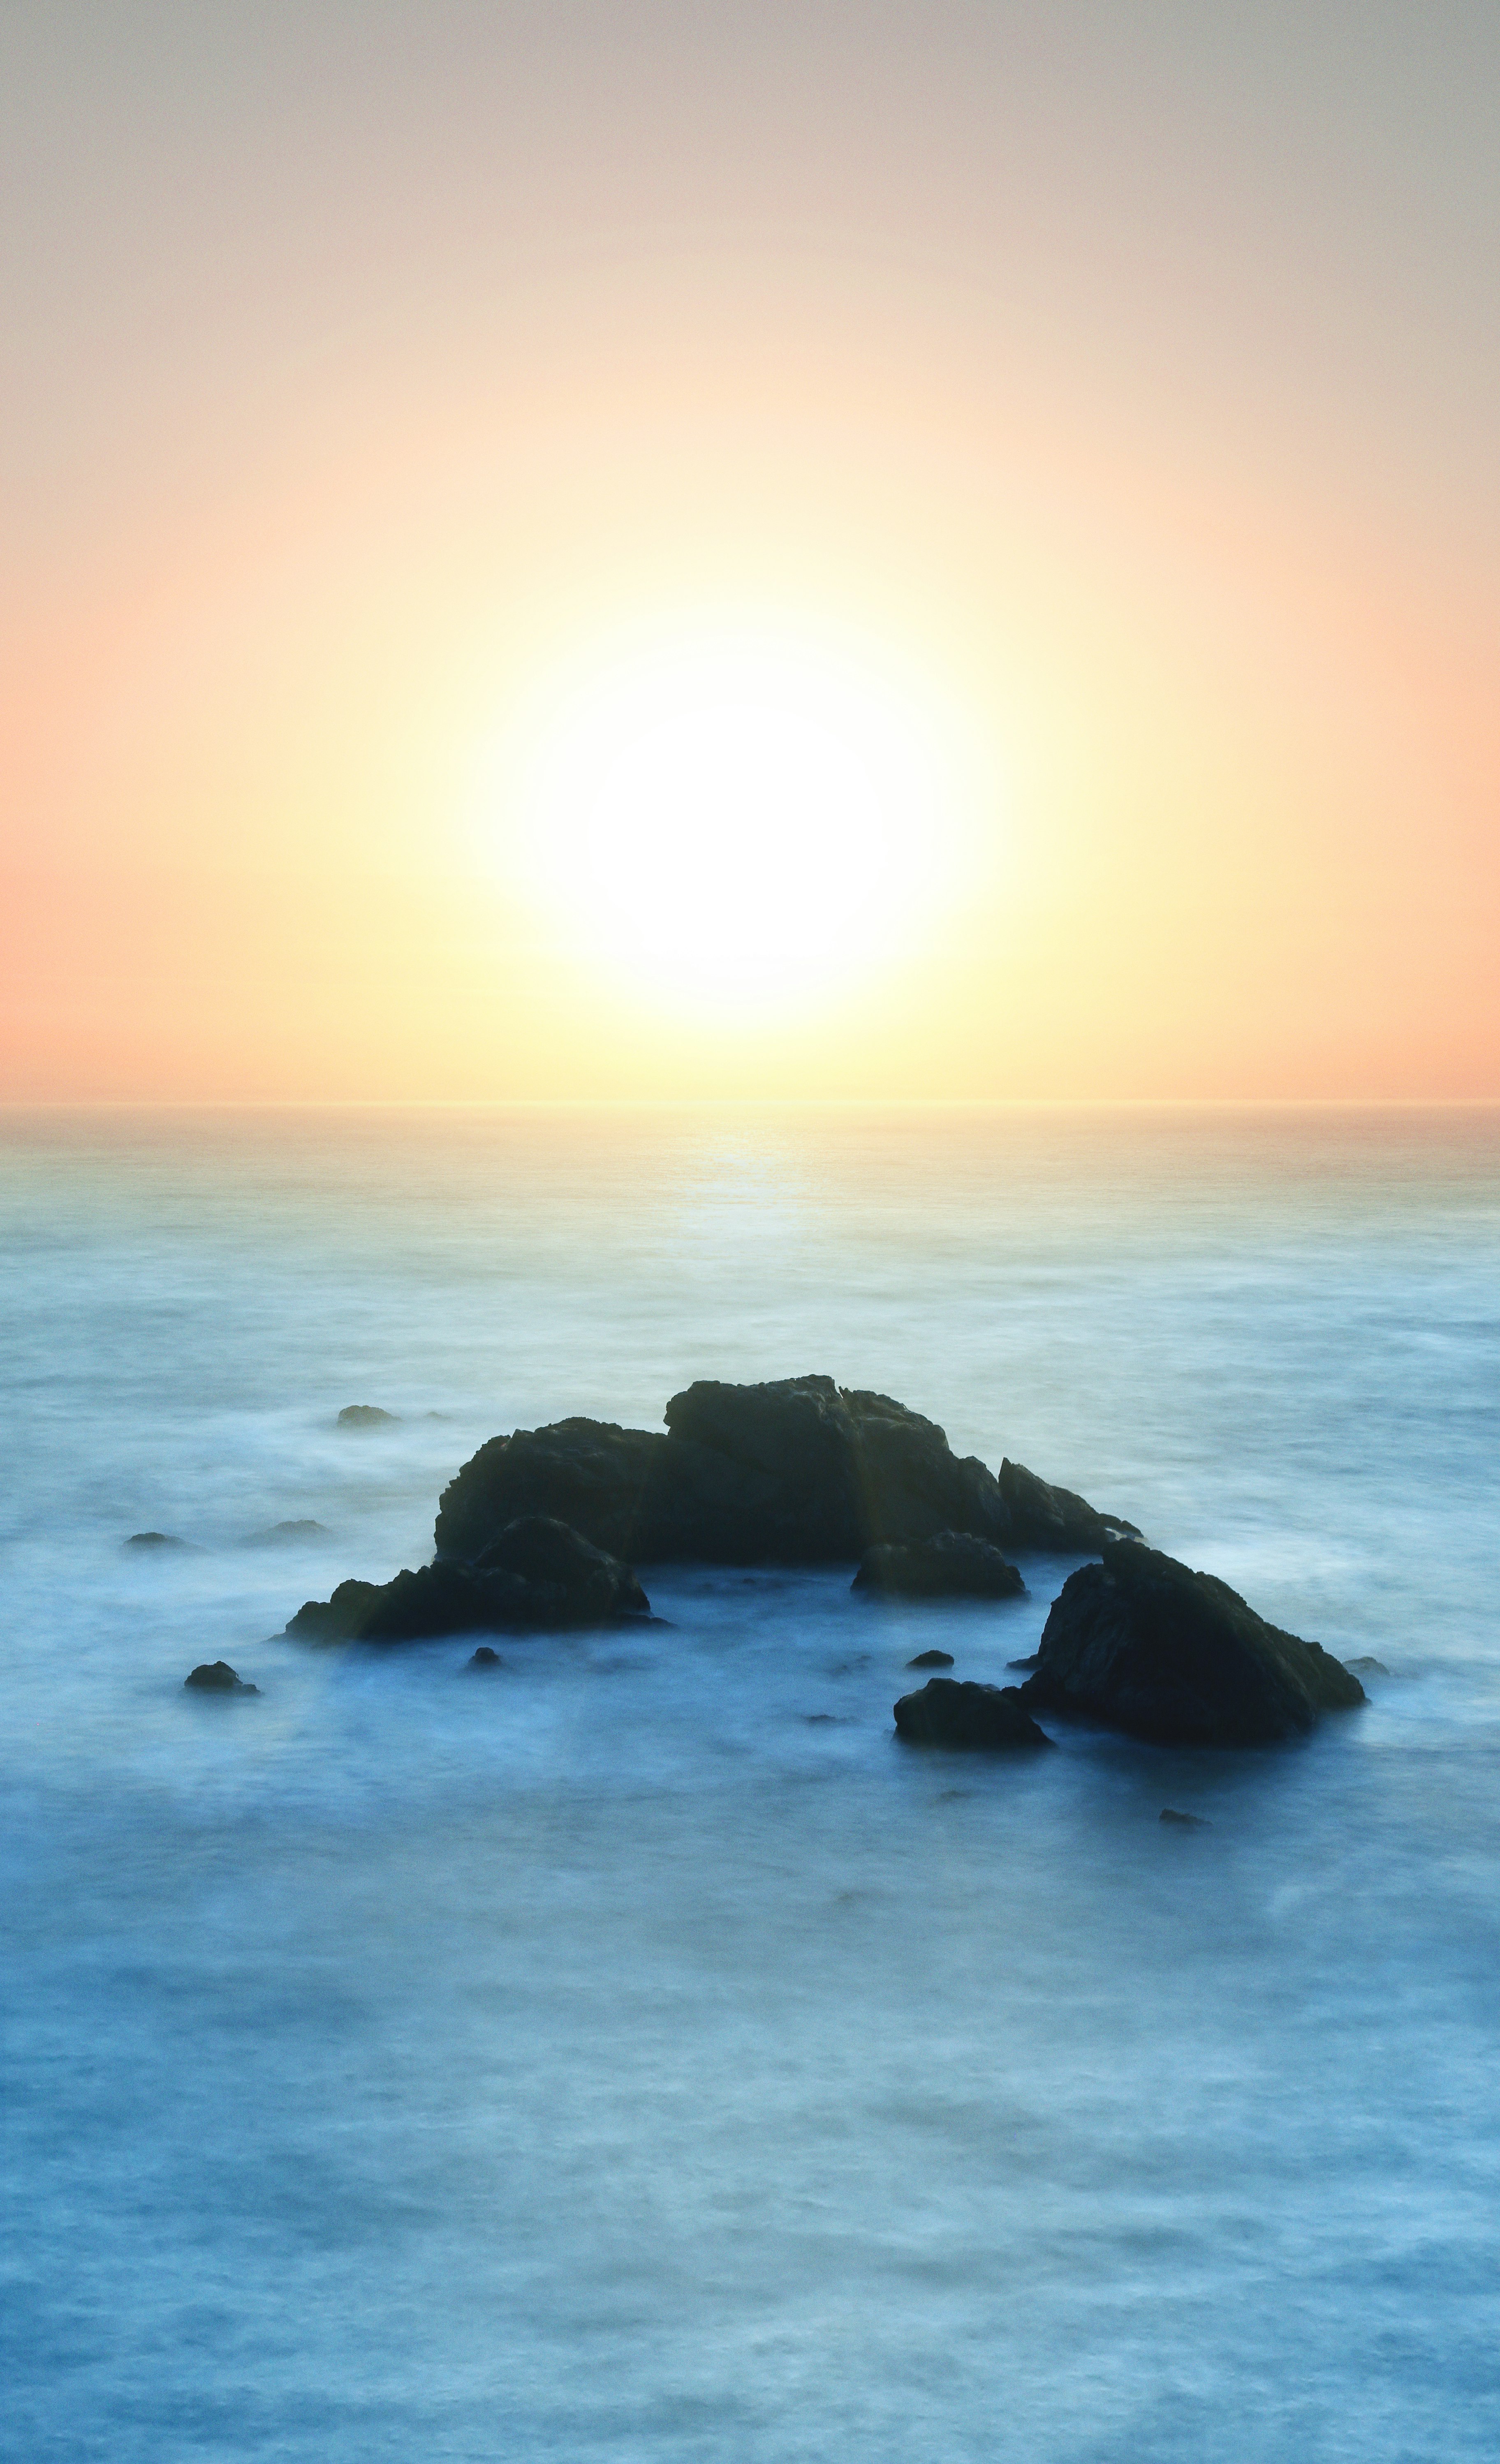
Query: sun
xmin=483 ymin=617 xmax=985 ymax=1019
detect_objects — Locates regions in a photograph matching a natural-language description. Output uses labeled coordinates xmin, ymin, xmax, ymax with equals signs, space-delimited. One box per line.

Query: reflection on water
xmin=2 ymin=1107 xmax=1499 ymax=2460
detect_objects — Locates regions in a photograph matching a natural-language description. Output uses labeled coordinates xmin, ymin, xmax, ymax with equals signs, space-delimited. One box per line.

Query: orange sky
xmin=3 ymin=2 xmax=1497 ymax=1101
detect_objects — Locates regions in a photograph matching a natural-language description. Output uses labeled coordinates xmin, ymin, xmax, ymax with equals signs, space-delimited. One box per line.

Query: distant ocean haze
xmin=2 ymin=1104 xmax=1498 ymax=2461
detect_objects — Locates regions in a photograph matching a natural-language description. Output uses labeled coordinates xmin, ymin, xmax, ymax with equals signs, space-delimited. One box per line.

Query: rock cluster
xmin=434 ymin=1376 xmax=1135 ymax=1567
xmin=1020 ymin=1538 xmax=1366 ymax=1745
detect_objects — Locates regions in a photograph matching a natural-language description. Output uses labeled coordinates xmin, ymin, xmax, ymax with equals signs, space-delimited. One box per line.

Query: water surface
xmin=3 ymin=1105 xmax=1498 ymax=2459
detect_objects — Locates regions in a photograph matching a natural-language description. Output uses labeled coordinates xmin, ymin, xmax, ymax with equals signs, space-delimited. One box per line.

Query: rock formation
xmin=1021 ymin=1538 xmax=1366 ymax=1745
xmin=892 ymin=1677 xmax=1053 ymax=1751
xmin=185 ymin=1660 xmax=258 ymax=1693
xmin=854 ymin=1532 xmax=1025 ymax=1599
xmin=288 ymin=1515 xmax=649 ymax=1644
xmin=433 ymin=1376 xmax=1135 ymax=1567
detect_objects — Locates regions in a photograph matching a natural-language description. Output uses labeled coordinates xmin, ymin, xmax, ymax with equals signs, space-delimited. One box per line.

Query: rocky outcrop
xmin=906 ymin=1648 xmax=955 ymax=1669
xmin=1021 ymin=1539 xmax=1367 ymax=1746
xmin=185 ymin=1660 xmax=258 ymax=1693
xmin=126 ymin=1531 xmax=188 ymax=1550
xmin=433 ymin=1376 xmax=1136 ymax=1567
xmin=338 ymin=1405 xmax=398 ymax=1429
xmin=287 ymin=1515 xmax=649 ymax=1644
xmin=892 ymin=1677 xmax=1053 ymax=1751
xmin=853 ymin=1532 xmax=1025 ymax=1599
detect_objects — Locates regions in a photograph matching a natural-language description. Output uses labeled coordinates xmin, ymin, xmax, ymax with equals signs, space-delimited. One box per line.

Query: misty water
xmin=3 ymin=1105 xmax=1498 ymax=2461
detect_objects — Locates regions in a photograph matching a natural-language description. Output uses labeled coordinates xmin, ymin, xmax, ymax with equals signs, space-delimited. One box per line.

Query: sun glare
xmin=481 ymin=621 xmax=985 ymax=1019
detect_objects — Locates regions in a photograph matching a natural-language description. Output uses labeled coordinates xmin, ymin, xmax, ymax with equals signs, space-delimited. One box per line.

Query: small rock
xmin=1160 ymin=1808 xmax=1210 ymax=1828
xmin=184 ymin=1661 xmax=258 ymax=1694
xmin=126 ymin=1531 xmax=187 ymax=1550
xmin=893 ymin=1677 xmax=1053 ymax=1751
xmin=855 ymin=1532 xmax=1025 ymax=1600
xmin=907 ymin=1648 xmax=956 ymax=1669
xmin=338 ymin=1405 xmax=399 ymax=1429
xmin=467 ymin=1645 xmax=502 ymax=1671
xmin=1343 ymin=1656 xmax=1390 ymax=1676
xmin=250 ymin=1519 xmax=329 ymax=1544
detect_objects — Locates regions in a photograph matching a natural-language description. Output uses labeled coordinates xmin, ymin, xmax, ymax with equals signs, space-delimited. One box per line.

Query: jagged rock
xmin=433 ymin=1376 xmax=1135 ymax=1566
xmin=126 ymin=1531 xmax=188 ymax=1550
xmin=854 ymin=1532 xmax=1025 ymax=1599
xmin=997 ymin=1458 xmax=1133 ymax=1553
xmin=1022 ymin=1539 xmax=1367 ymax=1745
xmin=906 ymin=1648 xmax=956 ymax=1668
xmin=893 ymin=1677 xmax=1053 ymax=1751
xmin=1160 ymin=1807 xmax=1210 ymax=1827
xmin=287 ymin=1517 xmax=649 ymax=1644
xmin=185 ymin=1661 xmax=258 ymax=1693
xmin=338 ymin=1405 xmax=398 ymax=1429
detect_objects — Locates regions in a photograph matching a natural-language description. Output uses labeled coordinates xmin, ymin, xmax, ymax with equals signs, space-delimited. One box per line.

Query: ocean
xmin=3 ymin=1103 xmax=1498 ymax=2460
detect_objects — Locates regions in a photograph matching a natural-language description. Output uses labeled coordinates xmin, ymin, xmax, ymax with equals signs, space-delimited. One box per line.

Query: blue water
xmin=3 ymin=1105 xmax=1498 ymax=2460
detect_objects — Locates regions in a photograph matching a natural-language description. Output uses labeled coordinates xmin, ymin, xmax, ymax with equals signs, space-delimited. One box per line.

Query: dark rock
xmin=185 ymin=1660 xmax=258 ymax=1694
xmin=126 ymin=1531 xmax=187 ymax=1550
xmin=1007 ymin=1653 xmax=1039 ymax=1670
xmin=1022 ymin=1539 xmax=1367 ymax=1746
xmin=467 ymin=1645 xmax=502 ymax=1670
xmin=854 ymin=1532 xmax=1025 ymax=1600
xmin=892 ymin=1677 xmax=1054 ymax=1751
xmin=906 ymin=1648 xmax=956 ymax=1669
xmin=287 ymin=1577 xmax=382 ymax=1643
xmin=1343 ymin=1655 xmax=1390 ymax=1676
xmin=287 ymin=1517 xmax=649 ymax=1644
xmin=433 ymin=1376 xmax=1135 ymax=1566
xmin=1160 ymin=1807 xmax=1210 ymax=1827
xmin=997 ymin=1458 xmax=1137 ymax=1552
xmin=338 ymin=1405 xmax=398 ymax=1429
xmin=250 ymin=1519 xmax=329 ymax=1544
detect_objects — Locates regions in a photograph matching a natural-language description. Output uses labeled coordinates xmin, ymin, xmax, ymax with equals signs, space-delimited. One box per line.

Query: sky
xmin=3 ymin=0 xmax=1497 ymax=1102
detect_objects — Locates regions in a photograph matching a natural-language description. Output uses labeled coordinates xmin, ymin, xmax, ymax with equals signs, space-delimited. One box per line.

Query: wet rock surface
xmin=892 ymin=1677 xmax=1054 ymax=1751
xmin=1022 ymin=1538 xmax=1367 ymax=1746
xmin=433 ymin=1376 xmax=1136 ymax=1567
xmin=287 ymin=1516 xmax=650 ymax=1644
xmin=854 ymin=1531 xmax=1025 ymax=1599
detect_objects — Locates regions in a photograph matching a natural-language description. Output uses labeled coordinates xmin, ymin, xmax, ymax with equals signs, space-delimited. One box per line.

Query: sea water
xmin=2 ymin=1104 xmax=1498 ymax=2462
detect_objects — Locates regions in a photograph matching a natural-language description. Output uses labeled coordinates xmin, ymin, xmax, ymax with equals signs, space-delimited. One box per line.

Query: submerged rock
xmin=854 ymin=1532 xmax=1025 ymax=1599
xmin=1022 ymin=1539 xmax=1366 ymax=1746
xmin=1160 ymin=1807 xmax=1210 ymax=1828
xmin=1344 ymin=1655 xmax=1390 ymax=1677
xmin=467 ymin=1645 xmax=502 ymax=1671
xmin=185 ymin=1660 xmax=258 ymax=1694
xmin=906 ymin=1648 xmax=956 ymax=1669
xmin=126 ymin=1531 xmax=188 ymax=1551
xmin=287 ymin=1516 xmax=650 ymax=1644
xmin=892 ymin=1677 xmax=1053 ymax=1751
xmin=433 ymin=1376 xmax=1136 ymax=1567
xmin=250 ymin=1519 xmax=329 ymax=1544
xmin=338 ymin=1405 xmax=398 ymax=1429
